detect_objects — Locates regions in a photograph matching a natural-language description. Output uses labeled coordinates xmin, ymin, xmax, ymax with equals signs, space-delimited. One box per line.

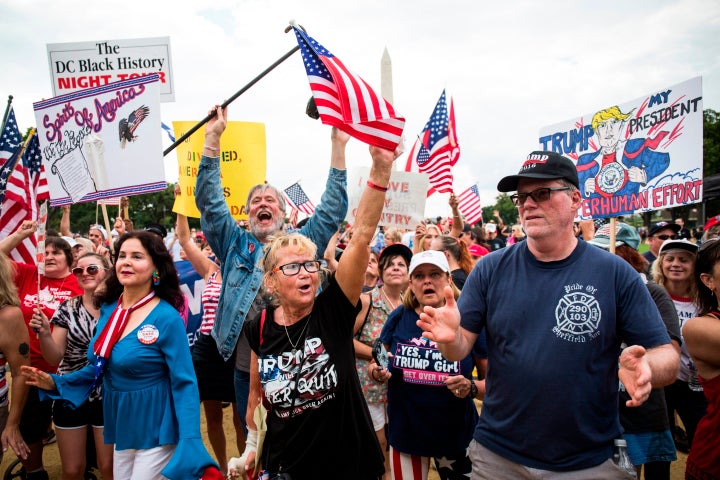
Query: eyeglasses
xmin=272 ymin=260 xmax=322 ymax=276
xmin=654 ymin=234 xmax=677 ymax=241
xmin=510 ymin=187 xmax=571 ymax=207
xmin=72 ymin=265 xmax=106 ymax=277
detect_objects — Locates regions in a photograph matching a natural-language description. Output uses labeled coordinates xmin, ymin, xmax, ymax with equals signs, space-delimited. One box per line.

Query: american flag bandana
xmin=89 ymin=291 xmax=156 ymax=390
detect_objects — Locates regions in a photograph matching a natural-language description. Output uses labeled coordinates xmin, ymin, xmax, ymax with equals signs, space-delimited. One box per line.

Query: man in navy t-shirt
xmin=418 ymin=151 xmax=680 ymax=479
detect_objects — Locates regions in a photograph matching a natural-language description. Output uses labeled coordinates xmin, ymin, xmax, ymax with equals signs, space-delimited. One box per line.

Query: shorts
xmin=19 ymin=386 xmax=52 ymax=444
xmin=53 ymin=399 xmax=104 ymax=429
xmin=367 ymin=402 xmax=387 ymax=432
xmin=192 ymin=333 xmax=236 ymax=402
xmin=624 ymin=430 xmax=676 ymax=465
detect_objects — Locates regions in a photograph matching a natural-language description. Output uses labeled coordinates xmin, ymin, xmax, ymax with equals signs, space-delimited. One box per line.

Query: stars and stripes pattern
xmin=0 ymin=132 xmax=50 ymax=264
xmin=457 ymin=184 xmax=483 ymax=226
xmin=293 ymin=26 xmax=405 ymax=152
xmin=0 ymin=107 xmax=21 ymax=164
xmin=408 ymin=90 xmax=459 ymax=195
xmin=283 ymin=182 xmax=315 ymax=216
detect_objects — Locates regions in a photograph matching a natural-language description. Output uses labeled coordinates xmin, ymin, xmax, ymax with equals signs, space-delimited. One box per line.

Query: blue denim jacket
xmin=195 ymin=155 xmax=348 ymax=360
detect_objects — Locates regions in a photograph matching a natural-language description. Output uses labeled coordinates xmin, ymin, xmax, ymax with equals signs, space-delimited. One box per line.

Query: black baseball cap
xmin=144 ymin=223 xmax=167 ymax=239
xmin=497 ymin=151 xmax=579 ymax=192
xmin=378 ymin=243 xmax=413 ymax=267
xmin=648 ymin=221 xmax=681 ymax=237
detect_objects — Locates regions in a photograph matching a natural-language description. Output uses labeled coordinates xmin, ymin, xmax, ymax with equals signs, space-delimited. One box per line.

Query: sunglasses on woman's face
xmin=72 ymin=265 xmax=105 ymax=277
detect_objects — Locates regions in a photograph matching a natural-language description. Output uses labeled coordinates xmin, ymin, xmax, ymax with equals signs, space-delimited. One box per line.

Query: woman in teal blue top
xmin=23 ymin=231 xmax=218 ymax=480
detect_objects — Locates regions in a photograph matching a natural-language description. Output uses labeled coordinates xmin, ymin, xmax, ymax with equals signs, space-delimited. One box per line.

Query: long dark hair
xmin=95 ymin=231 xmax=183 ymax=311
xmin=695 ymin=239 xmax=720 ymax=316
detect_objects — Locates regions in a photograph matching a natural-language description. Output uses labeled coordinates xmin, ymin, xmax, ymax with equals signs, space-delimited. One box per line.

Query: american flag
xmin=406 ymin=90 xmax=458 ymax=195
xmin=457 ymin=185 xmax=483 ymax=226
xmin=292 ymin=26 xmax=405 ymax=152
xmin=0 ymin=132 xmax=50 ymax=264
xmin=0 ymin=107 xmax=21 ymax=165
xmin=283 ymin=182 xmax=315 ymax=216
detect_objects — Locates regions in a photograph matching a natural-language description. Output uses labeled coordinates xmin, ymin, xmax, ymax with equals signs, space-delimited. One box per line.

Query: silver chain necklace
xmin=282 ymin=310 xmax=311 ymax=355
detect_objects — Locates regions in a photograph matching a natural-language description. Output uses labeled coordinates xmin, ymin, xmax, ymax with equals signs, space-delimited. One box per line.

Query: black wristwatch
xmin=468 ymin=379 xmax=478 ymax=399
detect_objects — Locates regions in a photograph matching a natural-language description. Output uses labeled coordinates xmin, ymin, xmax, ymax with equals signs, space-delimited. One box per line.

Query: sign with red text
xmin=171 ymin=120 xmax=266 ymax=219
xmin=33 ymin=75 xmax=165 ymax=206
xmin=47 ymin=37 xmax=174 ymax=102
xmin=346 ymin=167 xmax=427 ymax=228
xmin=538 ymin=77 xmax=703 ymax=219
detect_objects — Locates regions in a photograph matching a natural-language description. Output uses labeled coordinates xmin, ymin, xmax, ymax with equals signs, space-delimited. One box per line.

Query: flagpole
xmin=0 ymin=129 xmax=34 ymax=219
xmin=1 ymin=95 xmax=13 ymax=133
xmin=163 ymin=25 xmax=305 ymax=157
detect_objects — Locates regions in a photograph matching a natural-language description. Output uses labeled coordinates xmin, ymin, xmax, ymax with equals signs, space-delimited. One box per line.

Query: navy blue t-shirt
xmin=458 ymin=240 xmax=670 ymax=471
xmin=380 ymin=307 xmax=478 ymax=457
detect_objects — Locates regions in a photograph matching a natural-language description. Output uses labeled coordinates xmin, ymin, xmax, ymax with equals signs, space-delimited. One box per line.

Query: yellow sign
xmin=172 ymin=121 xmax=266 ymax=219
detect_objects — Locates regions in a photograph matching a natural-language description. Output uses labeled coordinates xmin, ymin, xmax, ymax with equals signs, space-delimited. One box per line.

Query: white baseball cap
xmin=408 ymin=250 xmax=450 ymax=276
xmin=60 ymin=236 xmax=78 ymax=248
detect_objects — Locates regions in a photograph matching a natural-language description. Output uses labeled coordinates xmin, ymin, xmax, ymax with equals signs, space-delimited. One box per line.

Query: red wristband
xmin=366 ymin=180 xmax=388 ymax=192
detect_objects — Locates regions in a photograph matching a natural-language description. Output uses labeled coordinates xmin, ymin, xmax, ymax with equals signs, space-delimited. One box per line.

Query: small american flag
xmin=283 ymin=182 xmax=315 ymax=216
xmin=411 ymin=90 xmax=458 ymax=195
xmin=457 ymin=185 xmax=483 ymax=226
xmin=0 ymin=132 xmax=50 ymax=264
xmin=293 ymin=26 xmax=405 ymax=152
xmin=0 ymin=107 xmax=21 ymax=165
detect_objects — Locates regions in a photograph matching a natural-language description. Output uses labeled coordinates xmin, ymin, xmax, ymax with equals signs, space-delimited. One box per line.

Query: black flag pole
xmin=163 ymin=24 xmax=304 ymax=157
xmin=1 ymin=95 xmax=13 ymax=133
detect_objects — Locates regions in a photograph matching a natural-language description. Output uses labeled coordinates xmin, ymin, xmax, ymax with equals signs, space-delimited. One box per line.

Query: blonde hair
xmin=0 ymin=254 xmax=20 ymax=307
xmin=262 ymin=233 xmax=322 ymax=306
xmin=651 ymin=250 xmax=698 ymax=300
xmin=415 ymin=224 xmax=443 ymax=253
xmin=402 ymin=272 xmax=460 ymax=310
xmin=384 ymin=227 xmax=404 ymax=244
xmin=591 ymin=106 xmax=634 ymax=131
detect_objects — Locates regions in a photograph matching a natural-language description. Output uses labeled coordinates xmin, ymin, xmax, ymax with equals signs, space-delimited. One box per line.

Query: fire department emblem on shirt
xmin=553 ymin=291 xmax=601 ymax=342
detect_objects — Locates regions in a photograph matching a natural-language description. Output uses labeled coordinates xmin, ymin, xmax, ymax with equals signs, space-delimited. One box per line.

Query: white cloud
xmin=1 ymin=0 xmax=719 ymax=218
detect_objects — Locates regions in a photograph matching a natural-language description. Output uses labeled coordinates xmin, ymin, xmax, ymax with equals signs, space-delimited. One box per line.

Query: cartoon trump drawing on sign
xmin=576 ymin=106 xmax=670 ymax=216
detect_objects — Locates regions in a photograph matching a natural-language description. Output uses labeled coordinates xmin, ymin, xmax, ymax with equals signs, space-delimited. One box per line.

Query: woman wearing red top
xmin=1 ymin=222 xmax=82 ymax=480
xmin=683 ymin=238 xmax=720 ymax=480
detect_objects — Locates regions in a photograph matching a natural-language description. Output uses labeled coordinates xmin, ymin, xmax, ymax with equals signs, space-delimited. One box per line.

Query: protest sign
xmin=175 ymin=260 xmax=204 ymax=349
xmin=171 ymin=121 xmax=266 ymax=219
xmin=47 ymin=37 xmax=174 ymax=102
xmin=33 ymin=75 xmax=166 ymax=206
xmin=346 ymin=167 xmax=427 ymax=228
xmin=538 ymin=77 xmax=703 ymax=219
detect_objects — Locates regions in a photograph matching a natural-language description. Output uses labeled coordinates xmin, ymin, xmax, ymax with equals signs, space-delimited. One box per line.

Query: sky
xmin=2 ymin=0 xmax=719 ymax=218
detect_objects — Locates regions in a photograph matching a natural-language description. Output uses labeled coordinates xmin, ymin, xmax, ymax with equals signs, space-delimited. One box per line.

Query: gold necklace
xmin=380 ymin=286 xmax=399 ymax=311
xmin=282 ymin=309 xmax=311 ymax=355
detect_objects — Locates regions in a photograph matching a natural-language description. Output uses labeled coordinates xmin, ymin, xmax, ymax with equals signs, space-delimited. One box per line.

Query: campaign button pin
xmin=137 ymin=325 xmax=160 ymax=345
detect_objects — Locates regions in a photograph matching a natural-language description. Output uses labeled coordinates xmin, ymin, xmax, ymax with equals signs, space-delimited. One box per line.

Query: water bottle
xmin=613 ymin=438 xmax=637 ymax=478
xmin=688 ymin=362 xmax=704 ymax=392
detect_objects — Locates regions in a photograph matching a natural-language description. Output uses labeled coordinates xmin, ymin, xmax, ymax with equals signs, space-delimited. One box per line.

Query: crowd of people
xmin=1 ymin=119 xmax=719 ymax=480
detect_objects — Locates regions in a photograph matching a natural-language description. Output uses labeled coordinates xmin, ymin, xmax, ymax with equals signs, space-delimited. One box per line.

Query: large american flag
xmin=283 ymin=182 xmax=315 ymax=216
xmin=0 ymin=132 xmax=50 ymax=264
xmin=457 ymin=184 xmax=483 ymax=226
xmin=293 ymin=26 xmax=405 ymax=152
xmin=405 ymin=90 xmax=459 ymax=196
xmin=0 ymin=107 xmax=21 ymax=165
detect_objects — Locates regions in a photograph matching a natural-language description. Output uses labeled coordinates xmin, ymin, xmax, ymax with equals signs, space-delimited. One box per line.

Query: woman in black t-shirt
xmin=232 ymin=146 xmax=396 ymax=480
